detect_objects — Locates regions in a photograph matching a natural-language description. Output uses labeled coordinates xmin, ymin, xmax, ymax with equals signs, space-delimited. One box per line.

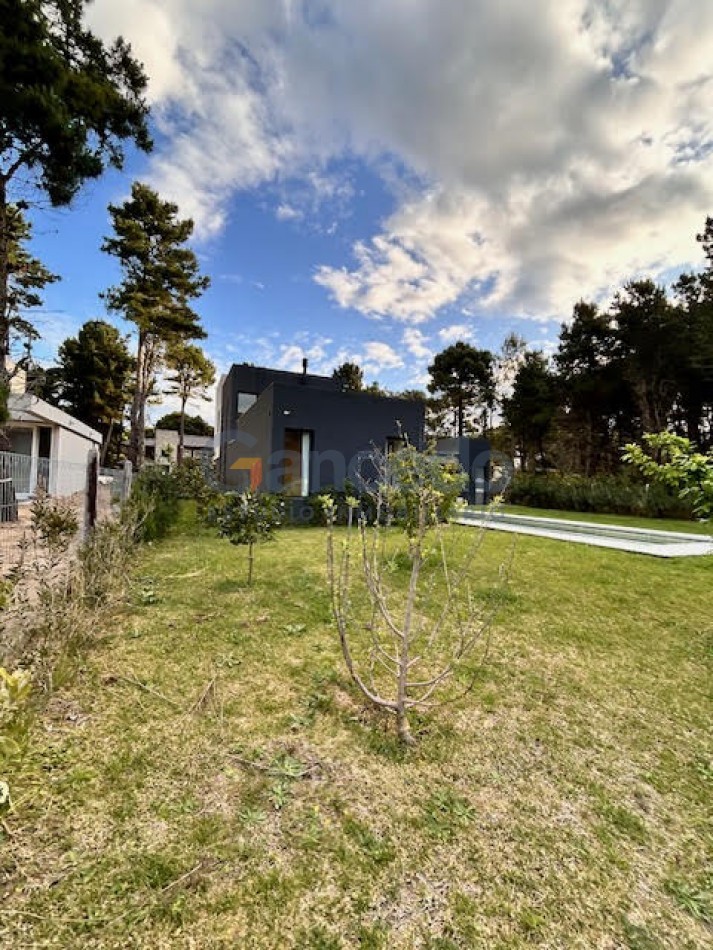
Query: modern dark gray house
xmin=216 ymin=362 xmax=426 ymax=496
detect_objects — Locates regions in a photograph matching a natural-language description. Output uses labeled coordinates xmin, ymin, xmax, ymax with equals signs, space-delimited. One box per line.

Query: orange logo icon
xmin=230 ymin=457 xmax=263 ymax=491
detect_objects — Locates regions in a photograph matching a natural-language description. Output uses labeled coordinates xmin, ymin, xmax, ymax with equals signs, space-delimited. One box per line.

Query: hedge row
xmin=505 ymin=472 xmax=694 ymax=519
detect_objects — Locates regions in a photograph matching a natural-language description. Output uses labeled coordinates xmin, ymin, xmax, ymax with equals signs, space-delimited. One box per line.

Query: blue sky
xmin=23 ymin=1 xmax=713 ymax=423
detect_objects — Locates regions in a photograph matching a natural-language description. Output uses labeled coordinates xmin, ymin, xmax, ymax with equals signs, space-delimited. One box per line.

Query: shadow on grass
xmin=212 ymin=578 xmax=250 ymax=594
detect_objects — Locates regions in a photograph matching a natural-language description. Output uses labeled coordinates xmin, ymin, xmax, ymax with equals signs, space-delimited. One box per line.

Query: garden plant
xmin=323 ymin=446 xmax=512 ymax=745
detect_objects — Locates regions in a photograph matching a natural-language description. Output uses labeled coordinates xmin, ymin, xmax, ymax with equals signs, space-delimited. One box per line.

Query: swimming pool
xmin=453 ymin=509 xmax=713 ymax=558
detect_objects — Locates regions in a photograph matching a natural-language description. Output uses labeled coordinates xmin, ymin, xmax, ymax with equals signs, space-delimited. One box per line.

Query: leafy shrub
xmin=2 ymin=505 xmax=144 ymax=670
xmin=506 ymin=471 xmax=694 ymax=519
xmin=212 ymin=492 xmax=284 ymax=584
xmin=171 ymin=458 xmax=219 ymax=508
xmin=624 ymin=433 xmax=713 ymax=519
xmin=303 ymin=485 xmax=376 ymax=527
xmin=0 ymin=667 xmax=31 ymax=723
xmin=130 ymin=466 xmax=180 ymax=540
xmin=30 ymin=492 xmax=79 ymax=552
xmin=305 ymin=449 xmax=467 ymax=530
xmin=130 ymin=461 xmax=219 ymax=539
xmin=383 ymin=446 xmax=467 ymax=533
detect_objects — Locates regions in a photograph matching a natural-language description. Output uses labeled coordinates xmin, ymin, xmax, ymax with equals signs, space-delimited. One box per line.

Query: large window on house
xmin=237 ymin=392 xmax=257 ymax=419
xmin=282 ymin=429 xmax=311 ymax=497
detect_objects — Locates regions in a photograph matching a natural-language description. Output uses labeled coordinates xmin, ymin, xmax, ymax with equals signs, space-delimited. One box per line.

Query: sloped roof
xmin=7 ymin=395 xmax=102 ymax=444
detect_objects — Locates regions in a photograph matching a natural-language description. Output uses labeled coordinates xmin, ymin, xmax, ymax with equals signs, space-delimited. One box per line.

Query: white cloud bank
xmin=89 ymin=0 xmax=713 ymax=322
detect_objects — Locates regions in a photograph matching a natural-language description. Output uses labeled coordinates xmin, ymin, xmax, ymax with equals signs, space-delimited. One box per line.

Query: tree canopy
xmin=102 ymin=182 xmax=210 ymax=468
xmin=155 ymin=412 xmax=214 ymax=437
xmin=0 ymin=0 xmax=151 ymax=401
xmin=164 ymin=342 xmax=215 ymax=463
xmin=502 ymin=352 xmax=558 ymax=472
xmin=332 ymin=361 xmax=364 ymax=391
xmin=53 ymin=320 xmax=134 ymax=463
xmin=500 ymin=222 xmax=713 ymax=474
xmin=0 ymin=206 xmax=58 ymax=419
xmin=427 ymin=342 xmax=495 ymax=437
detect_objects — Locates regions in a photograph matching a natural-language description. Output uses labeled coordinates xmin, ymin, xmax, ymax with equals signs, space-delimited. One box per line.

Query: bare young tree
xmin=322 ymin=447 xmax=513 ymax=745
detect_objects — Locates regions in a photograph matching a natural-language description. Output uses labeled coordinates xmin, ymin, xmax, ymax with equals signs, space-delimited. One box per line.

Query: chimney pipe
xmin=302 ymin=357 xmax=308 ymax=380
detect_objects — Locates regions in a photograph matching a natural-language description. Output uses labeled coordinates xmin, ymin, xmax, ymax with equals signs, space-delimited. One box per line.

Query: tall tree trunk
xmin=0 ymin=178 xmax=10 ymax=423
xmin=129 ymin=331 xmax=147 ymax=469
xmin=686 ymin=404 xmax=702 ymax=446
xmin=100 ymin=418 xmax=115 ymax=467
xmin=178 ymin=394 xmax=187 ymax=465
xmin=247 ymin=540 xmax=254 ymax=585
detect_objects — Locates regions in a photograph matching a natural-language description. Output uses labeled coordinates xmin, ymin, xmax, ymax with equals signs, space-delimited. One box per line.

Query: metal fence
xmin=0 ymin=452 xmax=132 ymax=573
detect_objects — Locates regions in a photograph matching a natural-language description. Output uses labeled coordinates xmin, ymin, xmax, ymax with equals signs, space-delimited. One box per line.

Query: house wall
xmin=3 ymin=395 xmax=101 ymax=498
xmin=154 ymin=429 xmax=180 ymax=462
xmin=217 ymin=363 xmax=340 ymax=481
xmin=53 ymin=427 xmax=98 ymax=496
xmin=266 ymin=384 xmax=425 ymax=494
xmin=221 ymin=387 xmax=274 ymax=489
xmin=214 ymin=374 xmax=225 ymax=459
xmin=217 ymin=363 xmax=426 ymax=494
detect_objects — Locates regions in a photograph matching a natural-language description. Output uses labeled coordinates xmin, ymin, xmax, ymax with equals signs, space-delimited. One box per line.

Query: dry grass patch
xmin=1 ymin=511 xmax=711 ymax=948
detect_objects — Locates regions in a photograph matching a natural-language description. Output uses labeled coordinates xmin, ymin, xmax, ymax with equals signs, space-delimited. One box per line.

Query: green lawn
xmin=2 ymin=510 xmax=712 ymax=948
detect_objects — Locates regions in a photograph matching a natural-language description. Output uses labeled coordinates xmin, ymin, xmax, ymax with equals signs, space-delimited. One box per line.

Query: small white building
xmin=145 ymin=428 xmax=214 ymax=465
xmin=2 ymin=393 xmax=102 ymax=498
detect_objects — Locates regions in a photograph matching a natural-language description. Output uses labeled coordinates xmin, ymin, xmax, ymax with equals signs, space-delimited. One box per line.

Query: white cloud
xmin=438 ymin=324 xmax=472 ymax=344
xmin=276 ymin=345 xmax=319 ymax=372
xmin=358 ymin=342 xmax=403 ymax=377
xmin=402 ymin=328 xmax=432 ymax=361
xmin=88 ymin=0 xmax=713 ymax=317
xmin=275 ymin=203 xmax=301 ymax=221
xmin=216 ymin=329 xmax=406 ymax=385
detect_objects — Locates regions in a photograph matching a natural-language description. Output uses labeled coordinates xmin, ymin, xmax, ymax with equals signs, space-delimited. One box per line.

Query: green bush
xmin=211 ymin=491 xmax=284 ymax=584
xmin=171 ymin=458 xmax=218 ymax=507
xmin=506 ymin=472 xmax=694 ymax=519
xmin=624 ymin=433 xmax=713 ymax=519
xmin=30 ymin=492 xmax=79 ymax=552
xmin=130 ymin=467 xmax=180 ymax=540
xmin=129 ymin=460 xmax=219 ymax=540
xmin=304 ymin=447 xmax=467 ymax=530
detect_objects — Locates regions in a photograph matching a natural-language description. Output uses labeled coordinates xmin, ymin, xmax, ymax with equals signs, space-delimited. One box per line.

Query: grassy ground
xmin=2 ymin=507 xmax=712 ymax=948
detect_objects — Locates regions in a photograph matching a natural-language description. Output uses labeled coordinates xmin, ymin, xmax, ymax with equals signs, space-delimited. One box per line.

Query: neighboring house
xmin=145 ymin=428 xmax=214 ymax=465
xmin=2 ymin=392 xmax=102 ymax=498
xmin=216 ymin=361 xmax=426 ymax=495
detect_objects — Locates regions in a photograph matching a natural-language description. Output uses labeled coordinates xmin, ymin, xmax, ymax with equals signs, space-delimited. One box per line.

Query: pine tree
xmin=332 ymin=361 xmax=364 ymax=391
xmin=427 ymin=342 xmax=495 ymax=437
xmin=164 ymin=342 xmax=215 ymax=464
xmin=0 ymin=0 xmax=151 ymax=404
xmin=102 ymin=183 xmax=210 ymax=468
xmin=502 ymin=352 xmax=558 ymax=471
xmin=0 ymin=206 xmax=59 ymax=418
xmin=55 ymin=320 xmax=134 ymax=464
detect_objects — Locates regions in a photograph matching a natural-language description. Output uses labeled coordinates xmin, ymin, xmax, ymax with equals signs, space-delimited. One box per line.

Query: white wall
xmin=53 ymin=427 xmax=99 ymax=497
